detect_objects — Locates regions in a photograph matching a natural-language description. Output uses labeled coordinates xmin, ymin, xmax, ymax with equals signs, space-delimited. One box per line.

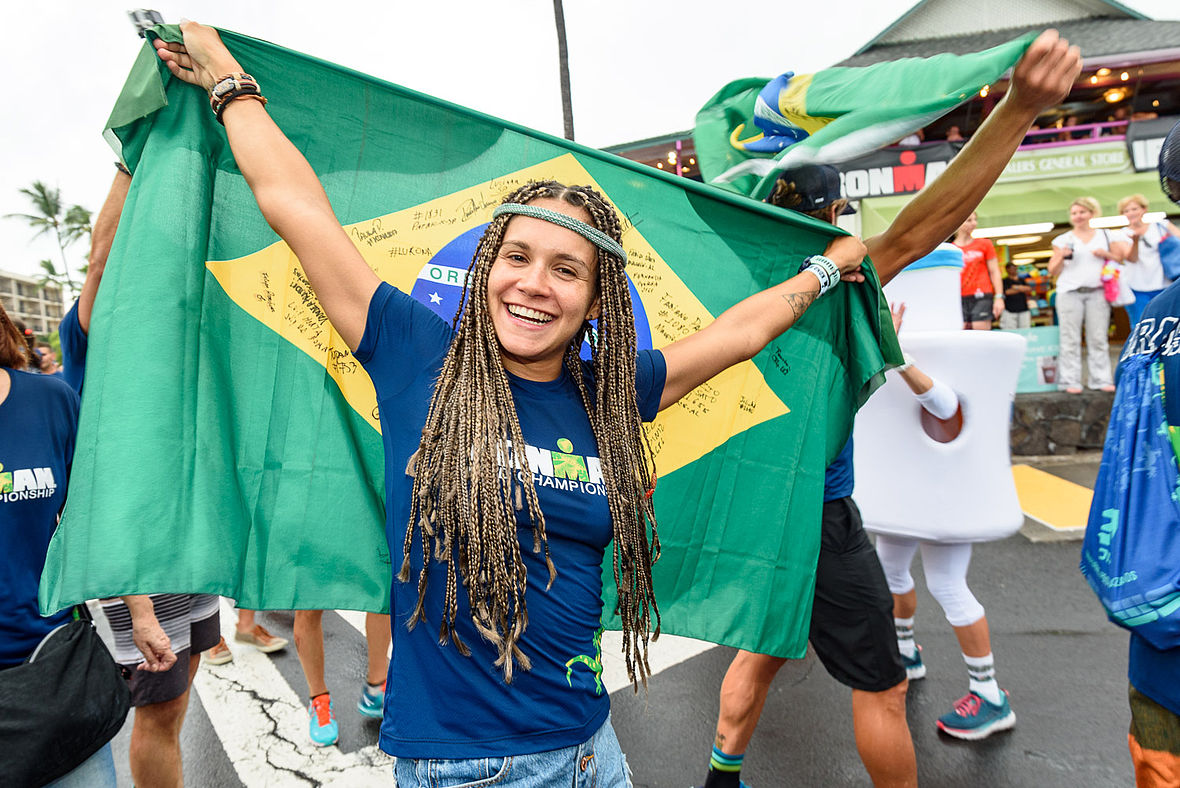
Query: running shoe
xmin=357 ymin=681 xmax=385 ymax=719
xmin=203 ymin=637 xmax=234 ymax=666
xmin=234 ymin=624 xmax=288 ymax=653
xmin=308 ymin=694 xmax=339 ymax=746
xmin=902 ymin=645 xmax=926 ymax=681
xmin=937 ymin=690 xmax=1015 ymax=740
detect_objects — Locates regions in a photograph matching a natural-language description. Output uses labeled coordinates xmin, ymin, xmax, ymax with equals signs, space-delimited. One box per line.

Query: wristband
xmin=804 ymin=254 xmax=841 ymax=287
xmin=209 ymin=73 xmax=268 ymax=124
xmin=799 ymin=263 xmax=833 ymax=295
xmin=798 ymin=254 xmax=840 ymax=297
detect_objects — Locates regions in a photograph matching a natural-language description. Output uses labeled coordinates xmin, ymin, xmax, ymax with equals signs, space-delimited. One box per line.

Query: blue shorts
xmin=394 ymin=715 xmax=631 ymax=787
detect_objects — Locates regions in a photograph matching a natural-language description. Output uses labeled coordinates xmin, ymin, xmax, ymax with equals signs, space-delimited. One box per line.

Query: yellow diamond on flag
xmin=206 ymin=154 xmax=788 ymax=477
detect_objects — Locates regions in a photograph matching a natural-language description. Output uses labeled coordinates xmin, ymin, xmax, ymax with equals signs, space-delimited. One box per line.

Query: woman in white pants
xmin=872 ymin=348 xmax=1016 ymax=741
xmin=1047 ymin=197 xmax=1125 ymax=393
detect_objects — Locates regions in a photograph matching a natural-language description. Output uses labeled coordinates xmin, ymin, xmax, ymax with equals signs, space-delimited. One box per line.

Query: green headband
xmin=492 ymin=203 xmax=627 ymax=265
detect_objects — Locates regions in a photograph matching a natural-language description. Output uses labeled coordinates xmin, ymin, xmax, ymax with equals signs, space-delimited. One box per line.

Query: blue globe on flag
xmin=409 ymin=224 xmax=653 ymax=357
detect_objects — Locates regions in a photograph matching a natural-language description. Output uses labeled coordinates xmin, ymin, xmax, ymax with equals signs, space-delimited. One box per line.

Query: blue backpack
xmin=1081 ymin=353 xmax=1180 ymax=649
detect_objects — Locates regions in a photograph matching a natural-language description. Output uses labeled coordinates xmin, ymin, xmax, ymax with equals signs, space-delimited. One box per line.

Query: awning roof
xmin=858 ymin=168 xmax=1171 ymax=237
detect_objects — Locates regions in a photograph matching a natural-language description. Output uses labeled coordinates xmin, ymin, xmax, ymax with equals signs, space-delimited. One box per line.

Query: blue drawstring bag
xmin=1081 ymin=354 xmax=1180 ymax=650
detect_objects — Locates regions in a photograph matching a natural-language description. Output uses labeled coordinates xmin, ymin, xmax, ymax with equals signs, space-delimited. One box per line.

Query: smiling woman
xmin=153 ymin=20 xmax=866 ymax=786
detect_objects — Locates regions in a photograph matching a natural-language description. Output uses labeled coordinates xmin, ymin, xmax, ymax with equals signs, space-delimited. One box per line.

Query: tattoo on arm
xmin=780 ymin=287 xmax=820 ymax=323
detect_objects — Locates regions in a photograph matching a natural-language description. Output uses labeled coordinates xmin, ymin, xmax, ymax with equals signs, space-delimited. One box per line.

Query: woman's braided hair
xmin=404 ymin=180 xmax=661 ymax=686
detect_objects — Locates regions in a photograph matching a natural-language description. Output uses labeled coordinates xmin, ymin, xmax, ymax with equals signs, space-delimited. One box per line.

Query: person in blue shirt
xmin=1107 ymin=273 xmax=1180 ymax=787
xmin=156 ymin=22 xmax=868 ymax=785
xmin=0 ymin=297 xmax=116 ymax=787
xmin=1085 ymin=119 xmax=1180 ymax=787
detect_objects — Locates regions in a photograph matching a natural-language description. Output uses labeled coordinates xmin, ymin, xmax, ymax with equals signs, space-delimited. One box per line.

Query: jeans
xmin=46 ymin=743 xmax=117 ymax=788
xmin=394 ymin=716 xmax=631 ymax=787
xmin=1055 ymin=288 xmax=1113 ymax=389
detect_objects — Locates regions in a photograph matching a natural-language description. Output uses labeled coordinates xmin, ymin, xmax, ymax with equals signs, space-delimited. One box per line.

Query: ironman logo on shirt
xmin=0 ymin=463 xmax=57 ymax=502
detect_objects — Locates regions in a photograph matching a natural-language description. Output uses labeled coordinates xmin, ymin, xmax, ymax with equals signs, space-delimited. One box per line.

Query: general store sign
xmin=998 ymin=141 xmax=1129 ymax=183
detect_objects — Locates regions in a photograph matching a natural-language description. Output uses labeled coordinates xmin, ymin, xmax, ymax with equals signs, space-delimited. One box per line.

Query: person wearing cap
xmin=698 ymin=30 xmax=1080 ymax=788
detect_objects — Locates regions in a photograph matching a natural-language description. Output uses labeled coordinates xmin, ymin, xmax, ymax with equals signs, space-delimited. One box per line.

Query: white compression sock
xmin=964 ymin=652 xmax=1002 ymax=705
xmin=895 ymin=617 xmax=917 ymax=658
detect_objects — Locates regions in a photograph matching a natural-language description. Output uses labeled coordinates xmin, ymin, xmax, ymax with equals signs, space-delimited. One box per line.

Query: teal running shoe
xmin=902 ymin=645 xmax=926 ymax=681
xmin=358 ymin=682 xmax=385 ymax=719
xmin=937 ymin=690 xmax=1015 ymax=740
xmin=308 ymin=694 xmax=339 ymax=746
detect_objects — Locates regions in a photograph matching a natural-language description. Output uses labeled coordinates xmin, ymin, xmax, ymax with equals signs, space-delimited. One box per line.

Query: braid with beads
xmin=404 ymin=180 xmax=661 ymax=687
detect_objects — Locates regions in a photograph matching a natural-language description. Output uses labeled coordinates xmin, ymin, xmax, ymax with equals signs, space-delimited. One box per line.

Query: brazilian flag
xmin=694 ymin=34 xmax=1035 ymax=199
xmin=40 ymin=26 xmax=899 ymax=659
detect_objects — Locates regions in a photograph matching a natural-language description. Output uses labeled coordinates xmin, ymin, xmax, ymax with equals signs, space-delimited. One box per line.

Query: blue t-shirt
xmin=354 ymin=283 xmax=667 ymax=759
xmin=59 ymin=302 xmax=87 ymax=393
xmin=0 ymin=369 xmax=79 ymax=667
xmin=1119 ymin=281 xmax=1180 ymax=715
xmin=823 ymin=438 xmax=854 ymax=502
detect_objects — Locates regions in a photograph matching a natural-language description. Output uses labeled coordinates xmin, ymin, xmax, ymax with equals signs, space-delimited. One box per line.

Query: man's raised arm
xmin=867 ymin=31 xmax=1082 ymax=285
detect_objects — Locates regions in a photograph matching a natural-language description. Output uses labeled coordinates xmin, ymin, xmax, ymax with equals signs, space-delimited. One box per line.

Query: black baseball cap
xmin=773 ymin=164 xmax=856 ymax=215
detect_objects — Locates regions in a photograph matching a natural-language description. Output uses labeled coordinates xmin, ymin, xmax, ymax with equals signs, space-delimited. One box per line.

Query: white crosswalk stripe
xmin=104 ymin=599 xmax=717 ymax=786
xmin=193 ymin=600 xmax=392 ymax=786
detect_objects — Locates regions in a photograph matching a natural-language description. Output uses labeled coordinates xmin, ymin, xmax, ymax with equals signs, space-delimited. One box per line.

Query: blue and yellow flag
xmin=40 ymin=27 xmax=899 ymax=658
xmin=694 ymin=35 xmax=1035 ymax=199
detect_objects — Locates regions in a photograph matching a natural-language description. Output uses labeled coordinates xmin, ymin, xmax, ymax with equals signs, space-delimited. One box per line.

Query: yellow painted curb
xmin=1012 ymin=464 xmax=1094 ymax=531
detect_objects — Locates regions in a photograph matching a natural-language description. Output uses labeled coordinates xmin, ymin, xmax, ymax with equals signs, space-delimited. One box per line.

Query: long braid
xmin=405 ymin=180 xmax=660 ymax=685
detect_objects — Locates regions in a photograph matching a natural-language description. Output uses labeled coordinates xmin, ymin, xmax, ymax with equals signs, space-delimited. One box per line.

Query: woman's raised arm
xmin=659 ymin=234 xmax=866 ymax=410
xmin=155 ymin=22 xmax=378 ymax=350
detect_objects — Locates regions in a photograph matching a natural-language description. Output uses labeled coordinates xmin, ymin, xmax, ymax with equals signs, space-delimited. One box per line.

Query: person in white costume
xmin=855 ymin=246 xmax=1027 ymax=741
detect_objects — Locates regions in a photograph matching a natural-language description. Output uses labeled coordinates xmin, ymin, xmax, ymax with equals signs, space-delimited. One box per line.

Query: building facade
xmin=607 ymin=0 xmax=1179 ymax=334
xmin=0 ymin=268 xmax=65 ymax=335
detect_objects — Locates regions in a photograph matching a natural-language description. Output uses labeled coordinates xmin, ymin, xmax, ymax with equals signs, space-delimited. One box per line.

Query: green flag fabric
xmin=40 ymin=26 xmax=900 ymax=659
xmin=694 ymin=35 xmax=1035 ymax=200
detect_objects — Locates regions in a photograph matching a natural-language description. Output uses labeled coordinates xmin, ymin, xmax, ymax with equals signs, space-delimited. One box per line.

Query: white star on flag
xmin=429 ymin=292 xmax=443 ymax=304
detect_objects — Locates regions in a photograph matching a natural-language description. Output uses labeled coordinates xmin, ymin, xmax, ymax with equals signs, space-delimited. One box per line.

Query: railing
xmin=1019 ymin=120 xmax=1129 ymax=150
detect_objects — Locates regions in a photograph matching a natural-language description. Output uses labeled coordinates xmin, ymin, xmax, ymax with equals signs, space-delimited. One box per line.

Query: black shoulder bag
xmin=0 ymin=607 xmax=131 ymax=787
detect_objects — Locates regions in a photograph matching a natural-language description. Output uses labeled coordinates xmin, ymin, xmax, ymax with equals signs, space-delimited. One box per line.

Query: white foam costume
xmin=853 ymin=244 xmax=1026 ymax=543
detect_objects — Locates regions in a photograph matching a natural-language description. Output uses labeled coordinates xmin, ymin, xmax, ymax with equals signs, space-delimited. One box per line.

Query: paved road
xmin=105 ymin=458 xmax=1129 ymax=787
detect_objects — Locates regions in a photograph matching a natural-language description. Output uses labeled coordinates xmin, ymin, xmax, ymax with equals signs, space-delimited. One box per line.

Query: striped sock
xmin=703 ymin=745 xmax=743 ymax=788
xmin=964 ymin=652 xmax=1002 ymax=705
xmin=895 ymin=616 xmax=917 ymax=658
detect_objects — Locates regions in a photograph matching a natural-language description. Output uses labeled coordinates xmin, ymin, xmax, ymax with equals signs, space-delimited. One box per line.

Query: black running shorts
xmin=808 ymin=497 xmax=907 ymax=692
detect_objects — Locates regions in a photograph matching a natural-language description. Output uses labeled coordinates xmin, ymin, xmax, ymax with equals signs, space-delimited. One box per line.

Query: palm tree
xmin=5 ymin=181 xmax=92 ymax=295
xmin=552 ymin=0 xmax=575 ymax=141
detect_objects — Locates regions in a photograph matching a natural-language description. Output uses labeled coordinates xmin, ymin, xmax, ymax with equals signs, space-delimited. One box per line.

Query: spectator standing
xmin=1047 ymin=197 xmax=1124 ymax=393
xmin=1117 ymin=193 xmax=1179 ymax=327
xmin=999 ymin=262 xmax=1033 ymax=329
xmin=953 ymin=212 xmax=1004 ymax=329
xmin=0 ymin=297 xmax=121 ymax=787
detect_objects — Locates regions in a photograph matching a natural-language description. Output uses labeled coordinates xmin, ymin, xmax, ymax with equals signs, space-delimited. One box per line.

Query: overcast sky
xmin=1 ymin=0 xmax=1176 ymax=282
